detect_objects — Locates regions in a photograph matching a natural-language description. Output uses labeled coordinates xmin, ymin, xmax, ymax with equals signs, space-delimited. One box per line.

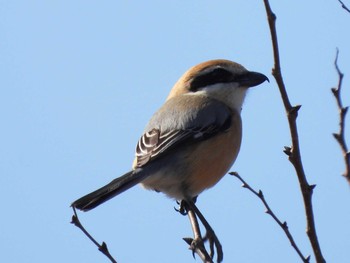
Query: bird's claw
xmin=174 ymin=200 xmax=188 ymax=215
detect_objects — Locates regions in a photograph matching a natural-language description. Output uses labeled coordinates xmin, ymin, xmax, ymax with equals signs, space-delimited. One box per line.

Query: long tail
xmin=72 ymin=169 xmax=145 ymax=211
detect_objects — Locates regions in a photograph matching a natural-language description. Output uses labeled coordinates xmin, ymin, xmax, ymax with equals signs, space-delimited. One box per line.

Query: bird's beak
xmin=237 ymin=71 xmax=269 ymax=88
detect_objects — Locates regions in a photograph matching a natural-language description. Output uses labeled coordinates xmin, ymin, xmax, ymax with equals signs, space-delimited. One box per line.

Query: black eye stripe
xmin=190 ymin=68 xmax=235 ymax=91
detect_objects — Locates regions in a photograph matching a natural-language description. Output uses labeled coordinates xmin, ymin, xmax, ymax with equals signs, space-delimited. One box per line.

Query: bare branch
xmin=331 ymin=49 xmax=350 ymax=184
xmin=230 ymin=172 xmax=310 ymax=262
xmin=71 ymin=207 xmax=118 ymax=263
xmin=337 ymin=0 xmax=350 ymax=13
xmin=262 ymin=1 xmax=326 ymax=262
xmin=183 ymin=205 xmax=214 ymax=263
xmin=179 ymin=200 xmax=223 ymax=263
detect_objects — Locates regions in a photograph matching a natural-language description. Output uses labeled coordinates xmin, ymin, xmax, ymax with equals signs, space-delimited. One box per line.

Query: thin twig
xmin=71 ymin=207 xmax=118 ymax=263
xmin=337 ymin=0 xmax=350 ymax=13
xmin=187 ymin=201 xmax=223 ymax=262
xmin=230 ymin=172 xmax=310 ymax=262
xmin=180 ymin=200 xmax=223 ymax=263
xmin=262 ymin=1 xmax=326 ymax=262
xmin=331 ymin=49 xmax=350 ymax=184
xmin=183 ymin=204 xmax=213 ymax=263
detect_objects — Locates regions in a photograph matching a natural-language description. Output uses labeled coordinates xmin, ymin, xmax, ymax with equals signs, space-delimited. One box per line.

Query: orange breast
xmin=185 ymin=112 xmax=242 ymax=197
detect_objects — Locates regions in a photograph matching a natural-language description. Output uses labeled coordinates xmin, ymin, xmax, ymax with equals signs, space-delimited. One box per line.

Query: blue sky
xmin=1 ymin=1 xmax=349 ymax=262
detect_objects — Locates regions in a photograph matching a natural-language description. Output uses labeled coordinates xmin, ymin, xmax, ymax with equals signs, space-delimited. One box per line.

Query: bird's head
xmin=168 ymin=59 xmax=269 ymax=111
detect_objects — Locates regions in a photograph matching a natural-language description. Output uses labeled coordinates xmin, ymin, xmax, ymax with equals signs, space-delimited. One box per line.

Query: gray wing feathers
xmin=135 ymin=95 xmax=232 ymax=167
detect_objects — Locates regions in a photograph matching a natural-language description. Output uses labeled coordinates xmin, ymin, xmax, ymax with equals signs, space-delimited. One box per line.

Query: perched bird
xmin=72 ymin=59 xmax=268 ymax=211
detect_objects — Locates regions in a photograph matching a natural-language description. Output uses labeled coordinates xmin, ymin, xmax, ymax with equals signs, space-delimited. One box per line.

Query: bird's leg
xmin=178 ymin=198 xmax=223 ymax=263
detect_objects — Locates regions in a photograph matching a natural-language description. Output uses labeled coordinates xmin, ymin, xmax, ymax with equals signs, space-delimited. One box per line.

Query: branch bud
xmin=283 ymin=146 xmax=292 ymax=156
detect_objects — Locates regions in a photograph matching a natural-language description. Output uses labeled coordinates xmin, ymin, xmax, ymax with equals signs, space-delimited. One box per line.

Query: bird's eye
xmin=190 ymin=68 xmax=235 ymax=91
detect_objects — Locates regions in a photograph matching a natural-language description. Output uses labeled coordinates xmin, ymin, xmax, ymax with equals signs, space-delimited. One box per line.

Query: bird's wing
xmin=135 ymin=95 xmax=233 ymax=167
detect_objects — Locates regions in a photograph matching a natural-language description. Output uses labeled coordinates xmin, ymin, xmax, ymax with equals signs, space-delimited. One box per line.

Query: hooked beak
xmin=237 ymin=71 xmax=269 ymax=88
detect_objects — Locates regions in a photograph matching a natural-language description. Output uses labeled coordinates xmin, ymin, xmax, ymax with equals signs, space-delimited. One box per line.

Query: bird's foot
xmin=174 ymin=200 xmax=188 ymax=215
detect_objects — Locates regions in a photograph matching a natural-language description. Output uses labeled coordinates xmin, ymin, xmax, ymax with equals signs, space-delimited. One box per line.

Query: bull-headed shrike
xmin=72 ymin=59 xmax=268 ymax=262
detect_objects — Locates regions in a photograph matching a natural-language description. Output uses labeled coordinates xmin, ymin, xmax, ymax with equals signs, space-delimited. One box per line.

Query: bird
xmin=71 ymin=59 xmax=268 ymax=262
xmin=72 ymin=59 xmax=268 ymax=211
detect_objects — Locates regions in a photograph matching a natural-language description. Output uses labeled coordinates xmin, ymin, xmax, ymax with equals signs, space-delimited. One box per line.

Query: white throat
xmin=197 ymin=83 xmax=247 ymax=112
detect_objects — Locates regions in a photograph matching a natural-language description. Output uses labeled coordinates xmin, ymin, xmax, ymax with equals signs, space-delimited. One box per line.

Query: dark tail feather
xmin=72 ymin=170 xmax=145 ymax=211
